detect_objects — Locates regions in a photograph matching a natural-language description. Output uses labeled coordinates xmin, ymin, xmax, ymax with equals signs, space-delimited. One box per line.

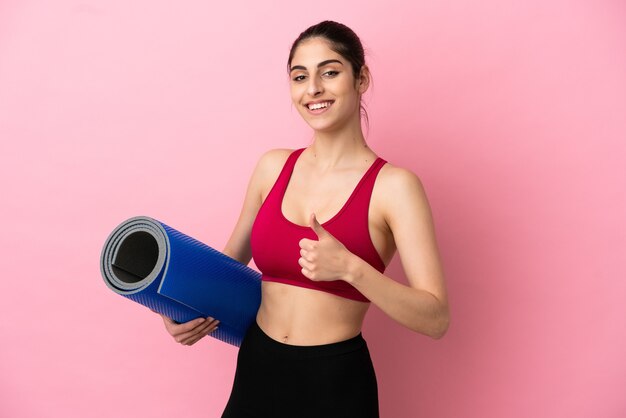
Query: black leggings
xmin=221 ymin=320 xmax=379 ymax=418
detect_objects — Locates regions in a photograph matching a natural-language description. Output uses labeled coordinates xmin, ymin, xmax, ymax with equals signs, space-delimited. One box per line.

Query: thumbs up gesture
xmin=298 ymin=213 xmax=352 ymax=282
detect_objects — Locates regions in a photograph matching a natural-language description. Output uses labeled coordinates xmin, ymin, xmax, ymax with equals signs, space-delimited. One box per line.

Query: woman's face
xmin=289 ymin=37 xmax=368 ymax=133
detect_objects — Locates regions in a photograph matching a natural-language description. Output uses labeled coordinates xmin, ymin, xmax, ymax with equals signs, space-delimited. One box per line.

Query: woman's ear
xmin=357 ymin=65 xmax=371 ymax=94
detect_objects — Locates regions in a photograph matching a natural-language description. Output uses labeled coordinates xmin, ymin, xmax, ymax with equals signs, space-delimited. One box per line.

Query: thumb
xmin=310 ymin=213 xmax=328 ymax=238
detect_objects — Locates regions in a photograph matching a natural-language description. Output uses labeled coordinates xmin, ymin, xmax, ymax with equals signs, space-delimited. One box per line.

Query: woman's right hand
xmin=159 ymin=314 xmax=220 ymax=346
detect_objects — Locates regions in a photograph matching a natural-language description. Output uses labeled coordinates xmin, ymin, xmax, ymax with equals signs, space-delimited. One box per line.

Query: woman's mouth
xmin=306 ymin=100 xmax=334 ymax=114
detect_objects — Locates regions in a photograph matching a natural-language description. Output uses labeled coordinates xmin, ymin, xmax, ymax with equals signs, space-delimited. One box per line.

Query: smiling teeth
xmin=308 ymin=101 xmax=332 ymax=110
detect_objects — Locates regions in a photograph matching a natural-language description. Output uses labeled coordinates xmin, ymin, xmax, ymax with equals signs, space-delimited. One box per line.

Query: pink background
xmin=1 ymin=1 xmax=625 ymax=417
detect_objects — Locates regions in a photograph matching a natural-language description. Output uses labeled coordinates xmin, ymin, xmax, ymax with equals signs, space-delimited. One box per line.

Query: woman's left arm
xmin=299 ymin=167 xmax=450 ymax=339
xmin=348 ymin=167 xmax=449 ymax=339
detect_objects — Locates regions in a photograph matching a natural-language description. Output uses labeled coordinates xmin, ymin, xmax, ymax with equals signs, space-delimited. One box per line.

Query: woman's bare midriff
xmin=255 ymin=281 xmax=370 ymax=346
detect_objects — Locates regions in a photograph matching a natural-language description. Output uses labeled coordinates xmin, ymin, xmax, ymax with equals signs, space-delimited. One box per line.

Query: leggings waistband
xmin=246 ymin=320 xmax=367 ymax=359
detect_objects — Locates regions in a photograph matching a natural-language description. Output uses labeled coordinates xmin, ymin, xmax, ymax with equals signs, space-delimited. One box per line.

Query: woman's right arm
xmin=161 ymin=149 xmax=290 ymax=345
xmin=222 ymin=148 xmax=292 ymax=262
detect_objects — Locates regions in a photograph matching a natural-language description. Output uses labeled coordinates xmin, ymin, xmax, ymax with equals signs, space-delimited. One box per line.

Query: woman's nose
xmin=307 ymin=77 xmax=323 ymax=96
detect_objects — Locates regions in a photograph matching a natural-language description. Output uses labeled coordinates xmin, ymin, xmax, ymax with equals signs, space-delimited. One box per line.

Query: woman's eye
xmin=323 ymin=70 xmax=339 ymax=77
xmin=293 ymin=75 xmax=306 ymax=82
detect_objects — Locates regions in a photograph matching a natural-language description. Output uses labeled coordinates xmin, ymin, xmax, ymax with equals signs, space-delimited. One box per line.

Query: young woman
xmin=160 ymin=20 xmax=449 ymax=418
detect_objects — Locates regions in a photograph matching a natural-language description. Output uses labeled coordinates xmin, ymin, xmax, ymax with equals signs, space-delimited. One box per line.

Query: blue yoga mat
xmin=100 ymin=216 xmax=262 ymax=347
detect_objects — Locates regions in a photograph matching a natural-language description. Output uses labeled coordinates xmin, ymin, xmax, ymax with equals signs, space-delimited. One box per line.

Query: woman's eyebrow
xmin=290 ymin=59 xmax=344 ymax=73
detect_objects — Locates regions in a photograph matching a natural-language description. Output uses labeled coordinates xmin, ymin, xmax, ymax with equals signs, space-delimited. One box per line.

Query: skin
xmin=162 ymin=37 xmax=449 ymax=346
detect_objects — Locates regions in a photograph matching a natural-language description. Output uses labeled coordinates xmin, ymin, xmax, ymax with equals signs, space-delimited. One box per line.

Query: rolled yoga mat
xmin=100 ymin=216 xmax=262 ymax=347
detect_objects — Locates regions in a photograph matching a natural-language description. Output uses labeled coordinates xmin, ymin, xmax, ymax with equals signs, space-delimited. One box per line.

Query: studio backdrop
xmin=0 ymin=1 xmax=624 ymax=417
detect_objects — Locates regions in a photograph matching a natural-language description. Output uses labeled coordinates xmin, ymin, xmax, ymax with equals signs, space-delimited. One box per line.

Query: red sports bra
xmin=250 ymin=148 xmax=387 ymax=302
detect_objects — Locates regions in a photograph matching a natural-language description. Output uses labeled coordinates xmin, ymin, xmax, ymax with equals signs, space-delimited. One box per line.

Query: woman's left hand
xmin=298 ymin=213 xmax=353 ymax=282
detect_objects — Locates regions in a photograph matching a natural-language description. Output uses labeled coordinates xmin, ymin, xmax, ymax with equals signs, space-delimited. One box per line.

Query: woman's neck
xmin=307 ymin=122 xmax=373 ymax=170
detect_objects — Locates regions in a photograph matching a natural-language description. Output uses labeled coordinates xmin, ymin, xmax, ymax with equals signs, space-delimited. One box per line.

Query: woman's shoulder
xmin=377 ymin=160 xmax=425 ymax=195
xmin=250 ymin=148 xmax=299 ymax=189
xmin=254 ymin=148 xmax=298 ymax=174
xmin=257 ymin=148 xmax=297 ymax=165
xmin=374 ymin=160 xmax=430 ymax=221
